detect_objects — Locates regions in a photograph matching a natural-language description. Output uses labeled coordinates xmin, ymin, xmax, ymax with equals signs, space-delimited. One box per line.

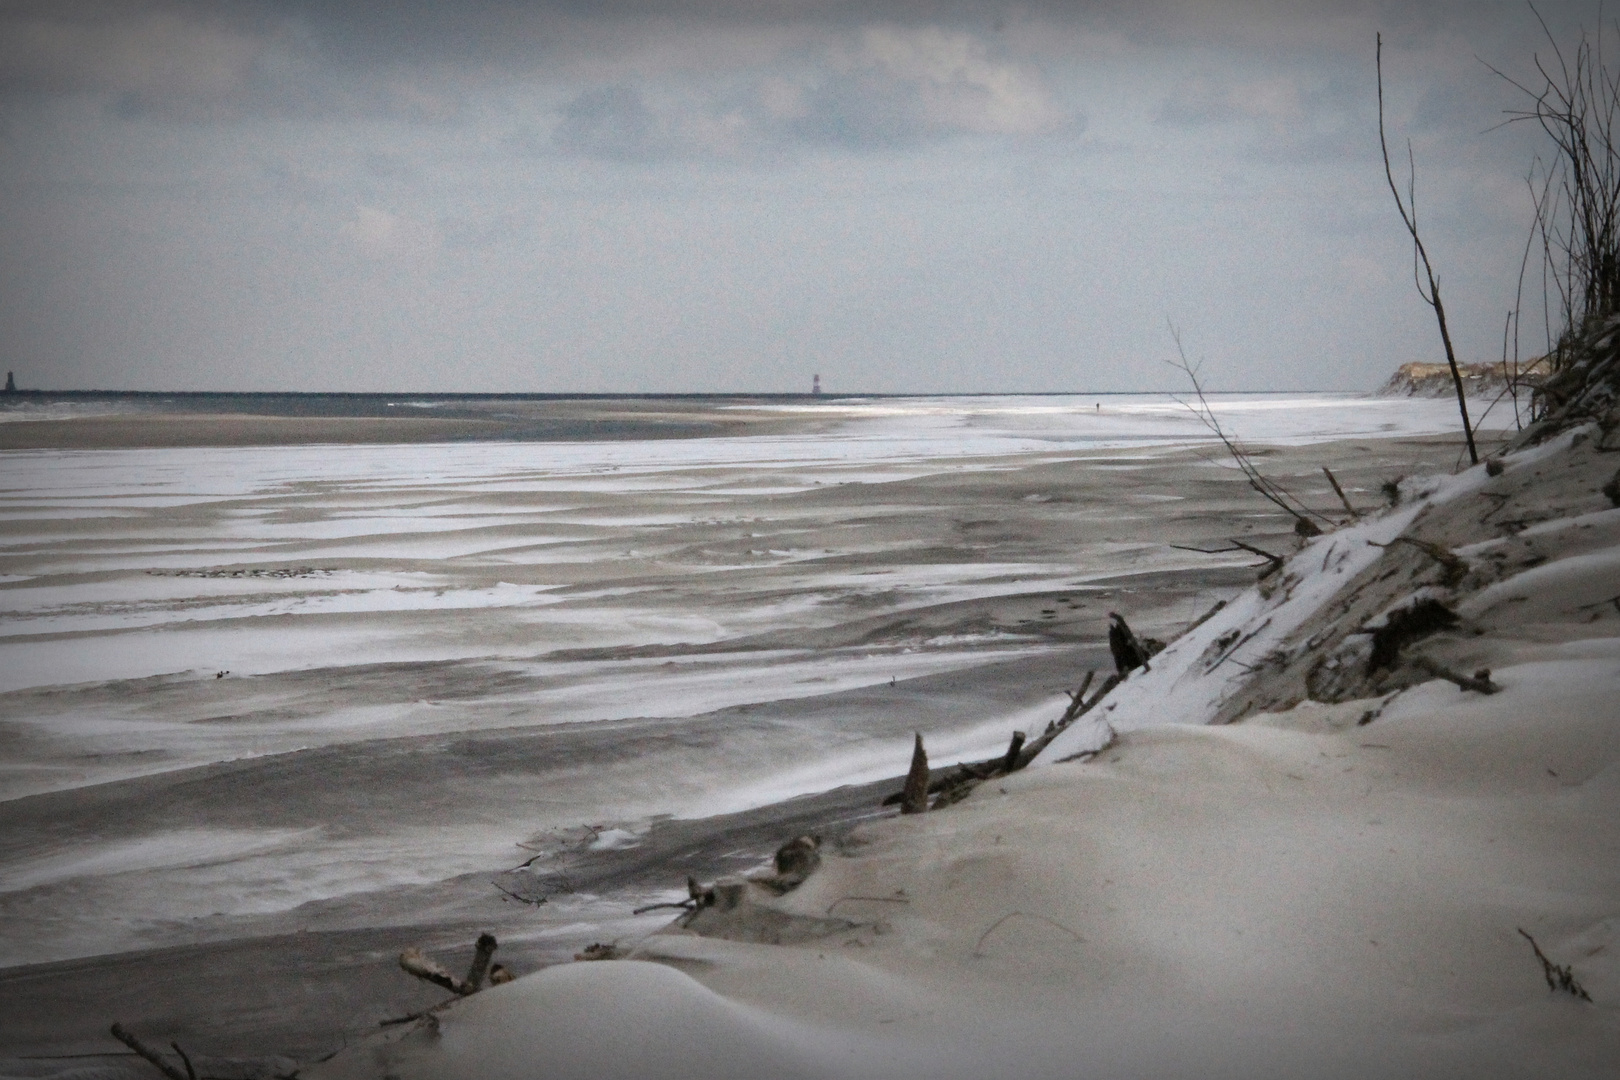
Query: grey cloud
xmin=554 ymin=85 xmax=663 ymax=159
xmin=547 ymin=25 xmax=1079 ymax=160
xmin=0 ymin=1 xmax=473 ymax=122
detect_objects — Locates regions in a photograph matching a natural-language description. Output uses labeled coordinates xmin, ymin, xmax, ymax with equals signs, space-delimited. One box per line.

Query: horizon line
xmin=0 ymin=388 xmax=1367 ymax=399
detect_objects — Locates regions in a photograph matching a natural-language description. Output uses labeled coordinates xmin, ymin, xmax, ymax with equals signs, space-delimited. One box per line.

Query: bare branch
xmin=1378 ymin=32 xmax=1479 ymax=465
xmin=1165 ymin=322 xmax=1330 ymax=526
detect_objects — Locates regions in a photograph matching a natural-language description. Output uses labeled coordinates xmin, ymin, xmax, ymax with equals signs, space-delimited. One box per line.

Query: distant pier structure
xmin=811 ymin=373 xmax=821 ymax=396
xmin=3 ymin=371 xmax=14 ymax=393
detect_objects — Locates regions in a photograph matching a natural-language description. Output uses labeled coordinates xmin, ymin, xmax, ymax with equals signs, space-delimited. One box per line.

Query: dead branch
xmin=1371 ymin=536 xmax=1470 ymax=585
xmin=1518 ymin=927 xmax=1593 ymax=1000
xmin=1229 ymin=539 xmax=1286 ymax=577
xmin=1024 ymin=671 xmax=1123 ymax=763
xmin=632 ymin=899 xmax=697 ymax=915
xmin=1184 ymin=598 xmax=1228 ymax=634
xmin=1378 ymin=32 xmax=1480 ymax=465
xmin=1207 ymin=617 xmax=1273 ymax=672
xmin=901 ymin=732 xmax=930 ymax=814
xmin=1172 ymin=539 xmax=1284 ymax=578
xmin=1322 ymin=467 xmax=1361 ymax=520
xmin=972 ymin=911 xmax=1085 ymax=957
xmin=491 ymin=880 xmax=546 ymax=905
xmin=1058 ymin=670 xmax=1097 ymax=725
xmin=1409 ymin=655 xmax=1500 ymax=694
xmin=1166 ymin=322 xmax=1334 ymax=525
xmin=399 ymin=948 xmax=473 ymax=996
xmin=108 ymin=1025 xmax=189 ymax=1080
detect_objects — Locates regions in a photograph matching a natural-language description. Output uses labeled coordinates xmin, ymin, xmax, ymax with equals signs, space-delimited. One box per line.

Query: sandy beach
xmin=0 ymin=393 xmax=1540 ymax=1075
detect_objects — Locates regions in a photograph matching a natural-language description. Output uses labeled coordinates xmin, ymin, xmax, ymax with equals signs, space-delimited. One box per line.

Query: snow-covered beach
xmin=10 ymin=392 xmax=1611 ymax=1078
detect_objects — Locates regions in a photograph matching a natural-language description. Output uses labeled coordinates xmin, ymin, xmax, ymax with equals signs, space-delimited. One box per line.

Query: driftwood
xmin=900 ymin=733 xmax=931 ymax=814
xmin=465 ymin=933 xmax=498 ymax=991
xmin=632 ymin=898 xmax=697 ymax=915
xmin=1410 ymin=656 xmax=1500 ymax=694
xmin=384 ymin=933 xmax=509 ymax=1027
xmin=1323 ymin=467 xmax=1360 ymax=520
xmin=1184 ymin=598 xmax=1228 ymax=634
xmin=1057 ymin=670 xmax=1096 ymax=726
xmin=399 ymin=948 xmax=473 ymax=995
xmin=109 ymin=1024 xmax=191 ymax=1080
xmin=1024 ymin=672 xmax=1120 ymax=761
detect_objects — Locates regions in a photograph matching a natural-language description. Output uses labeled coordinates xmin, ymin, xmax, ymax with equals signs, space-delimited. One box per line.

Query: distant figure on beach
xmin=3 ymin=371 xmax=14 ymax=393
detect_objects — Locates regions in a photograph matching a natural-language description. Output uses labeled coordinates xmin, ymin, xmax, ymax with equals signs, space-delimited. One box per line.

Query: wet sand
xmin=0 ymin=395 xmax=821 ymax=449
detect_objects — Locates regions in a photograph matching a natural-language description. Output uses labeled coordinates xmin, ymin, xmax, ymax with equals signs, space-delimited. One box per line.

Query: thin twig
xmin=1207 ymin=617 xmax=1272 ymax=672
xmin=972 ymin=911 xmax=1085 ymax=957
xmin=490 ymin=880 xmax=547 ymax=906
xmin=826 ymin=895 xmax=912 ymax=914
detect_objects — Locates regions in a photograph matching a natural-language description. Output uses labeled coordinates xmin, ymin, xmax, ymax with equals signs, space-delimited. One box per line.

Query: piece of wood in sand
xmin=1000 ymin=730 xmax=1027 ymax=774
xmin=1322 ymin=467 xmax=1360 ymax=520
xmin=109 ymin=1024 xmax=189 ymax=1080
xmin=399 ymin=948 xmax=473 ymax=995
xmin=465 ymin=933 xmax=498 ymax=991
xmin=1410 ymin=655 xmax=1500 ymax=694
xmin=901 ymin=733 xmax=930 ymax=814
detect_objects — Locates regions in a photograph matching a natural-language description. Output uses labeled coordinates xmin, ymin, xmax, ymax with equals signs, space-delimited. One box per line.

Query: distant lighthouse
xmin=811 ymin=373 xmax=821 ymax=396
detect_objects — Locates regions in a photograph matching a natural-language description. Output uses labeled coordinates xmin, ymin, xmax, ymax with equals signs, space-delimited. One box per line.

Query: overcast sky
xmin=0 ymin=2 xmax=1584 ymax=393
